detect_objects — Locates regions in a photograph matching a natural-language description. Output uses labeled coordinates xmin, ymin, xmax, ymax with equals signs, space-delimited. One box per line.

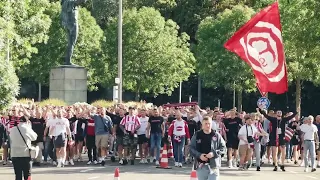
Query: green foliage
xmin=0 ymin=59 xmax=20 ymax=110
xmin=103 ymin=7 xmax=195 ymax=97
xmin=196 ymin=5 xmax=256 ymax=92
xmin=0 ymin=0 xmax=51 ymax=71
xmin=20 ymin=2 xmax=105 ymax=90
xmin=91 ymin=100 xmax=115 ymax=107
xmin=280 ymin=0 xmax=320 ymax=84
xmin=38 ymin=98 xmax=67 ymax=107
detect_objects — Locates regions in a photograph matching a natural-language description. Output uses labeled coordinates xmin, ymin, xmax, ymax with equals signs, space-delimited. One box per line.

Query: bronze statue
xmin=61 ymin=0 xmax=86 ymax=65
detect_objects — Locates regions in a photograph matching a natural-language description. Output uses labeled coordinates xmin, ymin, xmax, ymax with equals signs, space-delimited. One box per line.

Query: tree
xmin=20 ymin=2 xmax=105 ymax=91
xmin=196 ymin=5 xmax=257 ymax=110
xmin=280 ymin=0 xmax=320 ymax=112
xmin=0 ymin=0 xmax=52 ymax=71
xmin=103 ymin=7 xmax=196 ymax=100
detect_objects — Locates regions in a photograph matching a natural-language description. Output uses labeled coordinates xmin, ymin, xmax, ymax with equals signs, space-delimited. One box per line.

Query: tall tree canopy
xmin=103 ymin=7 xmax=196 ymax=100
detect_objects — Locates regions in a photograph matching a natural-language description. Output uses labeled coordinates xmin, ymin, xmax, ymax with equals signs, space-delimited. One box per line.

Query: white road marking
xmin=305 ymin=176 xmax=317 ymax=179
xmin=289 ymin=171 xmax=298 ymax=174
xmin=80 ymin=169 xmax=94 ymax=173
xmin=88 ymin=176 xmax=100 ymax=180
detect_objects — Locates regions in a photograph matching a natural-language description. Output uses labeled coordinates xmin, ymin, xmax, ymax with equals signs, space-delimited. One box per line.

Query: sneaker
xmin=155 ymin=160 xmax=160 ymax=166
xmin=174 ymin=162 xmax=179 ymax=167
xmin=232 ymin=159 xmax=237 ymax=167
xmin=178 ymin=163 xmax=182 ymax=167
xmin=93 ymin=160 xmax=98 ymax=165
xmin=286 ymin=159 xmax=290 ymax=163
xmin=2 ymin=161 xmax=7 ymax=165
xmin=304 ymin=168 xmax=309 ymax=172
xmin=143 ymin=158 xmax=148 ymax=164
xmin=311 ymin=168 xmax=316 ymax=172
xmin=57 ymin=162 xmax=62 ymax=168
xmin=119 ymin=159 xmax=123 ymax=165
xmin=268 ymin=159 xmax=272 ymax=164
xmin=300 ymin=161 xmax=305 ymax=167
xmin=228 ymin=160 xmax=233 ymax=168
xmin=87 ymin=161 xmax=92 ymax=165
xmin=70 ymin=159 xmax=74 ymax=166
xmin=139 ymin=159 xmax=144 ymax=164
xmin=256 ymin=166 xmax=260 ymax=171
xmin=52 ymin=161 xmax=57 ymax=166
xmin=65 ymin=161 xmax=69 ymax=166
xmin=273 ymin=166 xmax=278 ymax=171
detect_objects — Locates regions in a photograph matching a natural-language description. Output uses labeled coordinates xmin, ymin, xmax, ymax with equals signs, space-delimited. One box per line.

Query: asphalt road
xmin=0 ymin=159 xmax=319 ymax=180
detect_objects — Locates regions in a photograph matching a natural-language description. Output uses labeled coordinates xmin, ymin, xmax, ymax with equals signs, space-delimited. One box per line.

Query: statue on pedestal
xmin=61 ymin=0 xmax=87 ymax=65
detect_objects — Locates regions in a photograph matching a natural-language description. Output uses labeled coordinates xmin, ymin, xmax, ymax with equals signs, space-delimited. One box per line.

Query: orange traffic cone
xmin=114 ymin=167 xmax=120 ymax=180
xmin=156 ymin=144 xmax=172 ymax=169
xmin=190 ymin=169 xmax=198 ymax=180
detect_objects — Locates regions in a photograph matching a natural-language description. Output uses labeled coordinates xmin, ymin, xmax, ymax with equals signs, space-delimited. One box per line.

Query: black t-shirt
xmin=30 ymin=117 xmax=45 ymax=143
xmin=186 ymin=119 xmax=197 ymax=138
xmin=196 ymin=130 xmax=214 ymax=163
xmin=108 ymin=112 xmax=124 ymax=136
xmin=148 ymin=116 xmax=164 ymax=133
xmin=76 ymin=118 xmax=86 ymax=136
xmin=224 ymin=117 xmax=242 ymax=139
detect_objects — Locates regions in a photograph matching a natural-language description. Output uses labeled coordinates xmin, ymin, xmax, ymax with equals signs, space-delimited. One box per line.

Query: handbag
xmin=246 ymin=125 xmax=254 ymax=144
xmin=17 ymin=125 xmax=38 ymax=159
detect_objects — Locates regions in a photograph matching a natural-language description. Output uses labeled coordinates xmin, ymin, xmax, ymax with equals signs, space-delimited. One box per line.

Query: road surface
xmin=0 ymin=160 xmax=319 ymax=180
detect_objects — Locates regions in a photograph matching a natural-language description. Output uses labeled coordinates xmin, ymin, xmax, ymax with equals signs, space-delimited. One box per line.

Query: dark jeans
xmin=86 ymin=135 xmax=97 ymax=161
xmin=12 ymin=157 xmax=32 ymax=180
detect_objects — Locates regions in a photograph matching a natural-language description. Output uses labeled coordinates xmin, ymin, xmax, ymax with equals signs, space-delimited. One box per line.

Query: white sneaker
xmin=70 ymin=159 xmax=74 ymax=166
xmin=317 ymin=161 xmax=320 ymax=167
xmin=268 ymin=159 xmax=272 ymax=164
xmin=119 ymin=159 xmax=123 ymax=165
xmin=155 ymin=160 xmax=160 ymax=166
xmin=93 ymin=160 xmax=98 ymax=165
xmin=139 ymin=159 xmax=144 ymax=164
xmin=143 ymin=158 xmax=148 ymax=163
xmin=304 ymin=168 xmax=309 ymax=172
xmin=174 ymin=162 xmax=179 ymax=167
xmin=57 ymin=162 xmax=62 ymax=168
xmin=52 ymin=161 xmax=57 ymax=166
xmin=228 ymin=160 xmax=233 ymax=168
xmin=286 ymin=159 xmax=290 ymax=163
xmin=178 ymin=163 xmax=182 ymax=167
xmin=65 ymin=161 xmax=69 ymax=166
xmin=232 ymin=159 xmax=237 ymax=167
xmin=87 ymin=161 xmax=92 ymax=165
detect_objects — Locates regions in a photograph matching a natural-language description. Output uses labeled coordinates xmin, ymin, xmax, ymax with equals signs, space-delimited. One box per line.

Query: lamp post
xmin=117 ymin=0 xmax=123 ymax=103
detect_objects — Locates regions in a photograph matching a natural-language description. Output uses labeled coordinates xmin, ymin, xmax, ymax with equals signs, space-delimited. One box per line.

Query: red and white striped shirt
xmin=168 ymin=119 xmax=190 ymax=138
xmin=254 ymin=122 xmax=263 ymax=142
xmin=120 ymin=115 xmax=141 ymax=132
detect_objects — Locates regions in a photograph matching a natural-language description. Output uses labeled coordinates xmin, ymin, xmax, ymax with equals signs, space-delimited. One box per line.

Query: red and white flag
xmin=224 ymin=2 xmax=288 ymax=94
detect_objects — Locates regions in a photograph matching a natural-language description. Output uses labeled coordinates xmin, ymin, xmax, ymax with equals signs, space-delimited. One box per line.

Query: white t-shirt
xmin=137 ymin=116 xmax=149 ymax=135
xmin=300 ymin=124 xmax=318 ymax=140
xmin=50 ymin=117 xmax=70 ymax=136
xmin=238 ymin=124 xmax=258 ymax=145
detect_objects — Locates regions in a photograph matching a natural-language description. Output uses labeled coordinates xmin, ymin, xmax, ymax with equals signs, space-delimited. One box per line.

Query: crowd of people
xmin=0 ymin=101 xmax=319 ymax=180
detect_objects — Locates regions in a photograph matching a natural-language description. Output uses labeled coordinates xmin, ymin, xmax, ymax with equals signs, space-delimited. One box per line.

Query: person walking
xmin=10 ymin=117 xmax=37 ymax=180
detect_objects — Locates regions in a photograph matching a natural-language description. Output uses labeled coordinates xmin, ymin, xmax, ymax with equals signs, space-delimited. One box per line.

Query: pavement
xmin=0 ymin=159 xmax=319 ymax=180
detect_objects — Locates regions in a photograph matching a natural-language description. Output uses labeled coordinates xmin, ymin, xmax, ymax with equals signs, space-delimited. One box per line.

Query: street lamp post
xmin=117 ymin=0 xmax=123 ymax=103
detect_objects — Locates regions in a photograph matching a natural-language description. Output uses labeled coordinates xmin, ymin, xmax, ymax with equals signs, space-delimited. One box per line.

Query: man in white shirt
xmin=49 ymin=109 xmax=72 ymax=167
xmin=137 ymin=109 xmax=149 ymax=163
xmin=298 ymin=116 xmax=319 ymax=172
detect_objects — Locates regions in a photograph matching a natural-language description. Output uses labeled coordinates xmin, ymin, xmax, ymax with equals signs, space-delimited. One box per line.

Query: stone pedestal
xmin=49 ymin=65 xmax=87 ymax=105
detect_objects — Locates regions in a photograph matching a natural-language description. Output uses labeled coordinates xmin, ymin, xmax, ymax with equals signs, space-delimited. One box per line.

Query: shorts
xmin=123 ymin=134 xmax=138 ymax=147
xmin=239 ymin=144 xmax=253 ymax=157
xmin=95 ymin=134 xmax=110 ymax=148
xmin=226 ymin=138 xmax=239 ymax=149
xmin=116 ymin=135 xmax=123 ymax=146
xmin=269 ymin=135 xmax=286 ymax=147
xmin=75 ymin=135 xmax=84 ymax=143
xmin=137 ymin=134 xmax=148 ymax=144
xmin=54 ymin=134 xmax=67 ymax=148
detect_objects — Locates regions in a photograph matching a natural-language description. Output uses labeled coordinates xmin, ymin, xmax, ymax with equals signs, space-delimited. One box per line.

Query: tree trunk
xmin=135 ymin=91 xmax=140 ymax=102
xmin=296 ymin=78 xmax=301 ymax=118
xmin=237 ymin=89 xmax=243 ymax=112
xmin=38 ymin=82 xmax=42 ymax=102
